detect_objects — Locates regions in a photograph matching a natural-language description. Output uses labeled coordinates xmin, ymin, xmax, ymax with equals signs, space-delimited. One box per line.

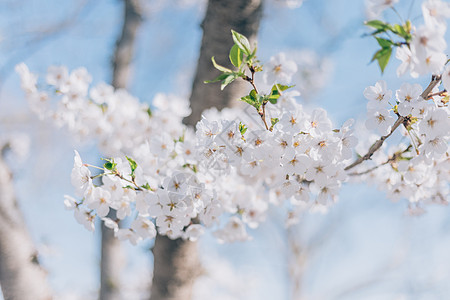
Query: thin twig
xmin=243 ymin=66 xmax=270 ymax=130
xmin=348 ymin=144 xmax=412 ymax=176
xmin=345 ymin=75 xmax=441 ymax=171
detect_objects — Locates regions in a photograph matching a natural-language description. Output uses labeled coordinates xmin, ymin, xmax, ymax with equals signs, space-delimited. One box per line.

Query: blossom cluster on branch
xmin=16 ymin=0 xmax=449 ymax=244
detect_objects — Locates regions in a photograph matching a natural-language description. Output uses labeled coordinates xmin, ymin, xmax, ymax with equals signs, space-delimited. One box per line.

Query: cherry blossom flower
xmin=263 ymin=53 xmax=298 ymax=85
xmin=396 ymin=83 xmax=423 ymax=116
xmin=365 ymin=108 xmax=395 ymax=135
xmin=366 ymin=0 xmax=399 ymax=19
xmin=364 ymin=80 xmax=392 ymax=109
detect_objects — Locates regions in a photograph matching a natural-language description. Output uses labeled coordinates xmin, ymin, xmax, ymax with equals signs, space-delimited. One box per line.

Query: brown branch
xmin=243 ymin=68 xmax=270 ymax=130
xmin=345 ymin=75 xmax=442 ymax=171
xmin=348 ymin=144 xmax=412 ymax=176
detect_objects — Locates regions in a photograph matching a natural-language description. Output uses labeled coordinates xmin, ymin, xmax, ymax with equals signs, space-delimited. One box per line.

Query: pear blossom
xmin=396 ymin=83 xmax=423 ymax=116
xmin=366 ymin=0 xmax=399 ymax=19
xmin=70 ymin=150 xmax=92 ymax=197
xmin=395 ymin=45 xmax=418 ymax=77
xmin=16 ymin=28 xmax=450 ymax=247
xmin=213 ymin=217 xmax=251 ymax=243
xmin=365 ymin=108 xmax=395 ymax=135
xmin=418 ymin=107 xmax=449 ymax=138
xmin=422 ymin=0 xmax=450 ymax=29
xmin=130 ymin=217 xmax=157 ymax=240
xmin=263 ymin=53 xmax=298 ymax=85
xmin=364 ymin=80 xmax=392 ymax=109
xmin=85 ymin=187 xmax=111 ymax=218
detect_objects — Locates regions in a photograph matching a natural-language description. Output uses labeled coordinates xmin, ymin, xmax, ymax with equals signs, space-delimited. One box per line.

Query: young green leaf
xmin=229 ymin=44 xmax=243 ymax=68
xmin=211 ymin=56 xmax=232 ymax=73
xmin=371 ymin=47 xmax=392 ymax=73
xmin=231 ymin=30 xmax=251 ymax=56
xmin=239 ymin=122 xmax=248 ymax=135
xmin=103 ymin=161 xmax=117 ymax=171
xmin=365 ymin=20 xmax=387 ymax=29
xmin=204 ymin=72 xmax=232 ymax=84
xmin=220 ymin=73 xmax=238 ymax=90
xmin=141 ymin=183 xmax=152 ymax=190
xmin=240 ymin=95 xmax=260 ymax=110
xmin=126 ymin=156 xmax=138 ymax=175
xmin=375 ymin=37 xmax=393 ymax=48
xmin=249 ymin=89 xmax=258 ymax=101
xmin=268 ymin=84 xmax=293 ymax=104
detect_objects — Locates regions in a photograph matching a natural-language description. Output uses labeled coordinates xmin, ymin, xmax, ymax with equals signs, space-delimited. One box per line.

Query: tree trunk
xmin=99 ymin=1 xmax=142 ymax=300
xmin=150 ymin=236 xmax=203 ymax=300
xmin=151 ymin=1 xmax=263 ymax=299
xmin=184 ymin=0 xmax=263 ymax=126
xmin=0 ymin=150 xmax=52 ymax=300
xmin=112 ymin=0 xmax=143 ymax=90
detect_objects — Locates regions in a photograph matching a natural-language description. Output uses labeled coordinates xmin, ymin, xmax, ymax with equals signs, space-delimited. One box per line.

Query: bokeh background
xmin=0 ymin=0 xmax=449 ymax=299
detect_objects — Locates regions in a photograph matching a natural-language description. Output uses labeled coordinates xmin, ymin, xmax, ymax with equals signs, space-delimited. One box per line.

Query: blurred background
xmin=0 ymin=0 xmax=450 ymax=299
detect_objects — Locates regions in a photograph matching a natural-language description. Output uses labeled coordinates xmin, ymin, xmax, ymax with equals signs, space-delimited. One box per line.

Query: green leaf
xmin=231 ymin=30 xmax=251 ymax=55
xmin=204 ymin=72 xmax=232 ymax=84
xmin=391 ymin=24 xmax=405 ymax=36
xmin=249 ymin=89 xmax=258 ymax=101
xmin=371 ymin=47 xmax=392 ymax=73
xmin=220 ymin=73 xmax=238 ymax=90
xmin=239 ymin=122 xmax=247 ymax=135
xmin=141 ymin=183 xmax=152 ymax=190
xmin=268 ymin=84 xmax=293 ymax=104
xmin=375 ymin=37 xmax=393 ymax=48
xmin=269 ymin=118 xmax=279 ymax=131
xmin=126 ymin=156 xmax=137 ymax=176
xmin=146 ymin=107 xmax=152 ymax=118
xmin=211 ymin=56 xmax=232 ymax=73
xmin=229 ymin=44 xmax=243 ymax=68
xmin=365 ymin=20 xmax=389 ymax=30
xmin=103 ymin=161 xmax=116 ymax=171
xmin=240 ymin=95 xmax=260 ymax=110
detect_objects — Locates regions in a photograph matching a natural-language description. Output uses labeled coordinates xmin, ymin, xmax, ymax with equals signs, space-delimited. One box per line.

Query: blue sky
xmin=0 ymin=0 xmax=449 ymax=299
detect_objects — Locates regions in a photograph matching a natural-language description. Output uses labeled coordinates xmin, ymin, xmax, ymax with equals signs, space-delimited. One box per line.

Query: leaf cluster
xmin=204 ymin=30 xmax=259 ymax=90
xmin=240 ymin=84 xmax=292 ymax=111
xmin=365 ymin=19 xmax=412 ymax=73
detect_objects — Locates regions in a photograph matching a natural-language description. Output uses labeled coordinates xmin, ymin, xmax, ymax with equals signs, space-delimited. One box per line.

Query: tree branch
xmin=345 ymin=75 xmax=441 ymax=171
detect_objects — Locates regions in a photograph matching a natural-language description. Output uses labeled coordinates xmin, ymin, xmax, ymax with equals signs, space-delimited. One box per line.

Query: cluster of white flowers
xmin=396 ymin=0 xmax=450 ymax=77
xmin=14 ymin=0 xmax=450 ymax=243
xmin=15 ymin=63 xmax=188 ymax=158
xmin=16 ymin=57 xmax=360 ymax=244
xmin=358 ymin=0 xmax=450 ymax=213
xmin=359 ymin=78 xmax=449 ymax=213
xmin=259 ymin=50 xmax=333 ymax=100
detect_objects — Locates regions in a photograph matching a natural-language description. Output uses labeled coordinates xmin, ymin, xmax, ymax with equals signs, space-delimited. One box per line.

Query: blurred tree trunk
xmin=99 ymin=1 xmax=142 ymax=300
xmin=184 ymin=0 xmax=263 ymax=125
xmin=0 ymin=147 xmax=52 ymax=300
xmin=151 ymin=1 xmax=262 ymax=299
